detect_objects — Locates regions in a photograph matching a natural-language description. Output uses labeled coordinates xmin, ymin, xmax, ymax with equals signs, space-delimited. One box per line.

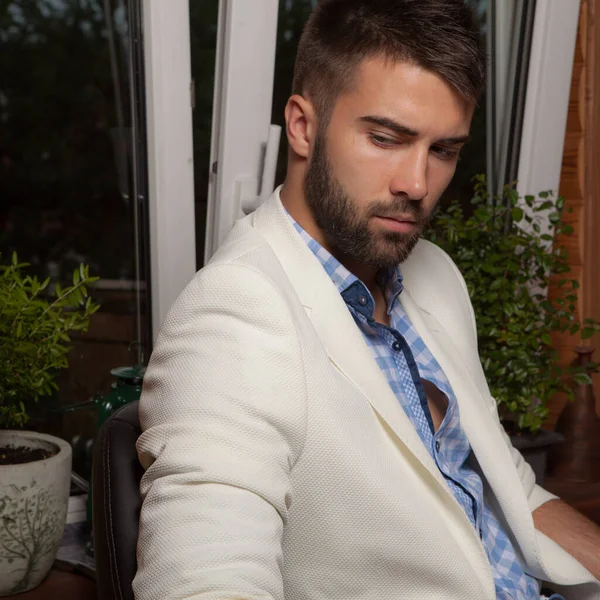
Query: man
xmin=133 ymin=1 xmax=600 ymax=599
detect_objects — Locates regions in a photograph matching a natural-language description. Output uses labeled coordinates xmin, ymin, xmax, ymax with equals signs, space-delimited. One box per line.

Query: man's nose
xmin=390 ymin=146 xmax=428 ymax=201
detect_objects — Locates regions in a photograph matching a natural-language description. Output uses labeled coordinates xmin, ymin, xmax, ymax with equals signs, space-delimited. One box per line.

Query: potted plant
xmin=0 ymin=253 xmax=99 ymax=595
xmin=426 ymin=175 xmax=600 ymax=483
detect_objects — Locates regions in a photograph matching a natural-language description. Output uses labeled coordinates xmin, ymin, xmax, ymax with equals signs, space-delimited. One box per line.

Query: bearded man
xmin=133 ymin=2 xmax=600 ymax=599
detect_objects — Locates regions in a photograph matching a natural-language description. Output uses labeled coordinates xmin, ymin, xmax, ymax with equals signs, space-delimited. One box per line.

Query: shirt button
xmin=435 ymin=440 xmax=441 ymax=452
xmin=392 ymin=341 xmax=401 ymax=351
xmin=358 ymin=295 xmax=368 ymax=306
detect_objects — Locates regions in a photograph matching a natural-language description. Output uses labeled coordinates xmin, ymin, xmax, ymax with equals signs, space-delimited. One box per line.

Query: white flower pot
xmin=0 ymin=431 xmax=72 ymax=596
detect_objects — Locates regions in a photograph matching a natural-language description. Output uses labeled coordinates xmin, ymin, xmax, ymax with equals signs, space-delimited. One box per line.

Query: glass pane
xmin=443 ymin=0 xmax=487 ymax=209
xmin=0 ymin=0 xmax=151 ymax=477
xmin=190 ymin=1 xmax=219 ymax=269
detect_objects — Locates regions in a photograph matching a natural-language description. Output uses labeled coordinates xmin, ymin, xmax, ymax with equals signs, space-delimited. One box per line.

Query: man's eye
xmin=369 ymin=133 xmax=397 ymax=147
xmin=432 ymin=145 xmax=460 ymax=161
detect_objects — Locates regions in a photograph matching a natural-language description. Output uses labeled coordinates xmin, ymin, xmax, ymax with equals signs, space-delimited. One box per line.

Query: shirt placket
xmin=390 ymin=312 xmax=481 ymax=531
xmin=359 ymin=314 xmax=436 ymax=452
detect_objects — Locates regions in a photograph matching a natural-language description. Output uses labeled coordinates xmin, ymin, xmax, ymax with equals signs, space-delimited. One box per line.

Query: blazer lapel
xmin=251 ymin=191 xmax=486 ymax=509
xmin=399 ymin=289 xmax=545 ymax=577
xmin=310 ymin=290 xmax=443 ymax=479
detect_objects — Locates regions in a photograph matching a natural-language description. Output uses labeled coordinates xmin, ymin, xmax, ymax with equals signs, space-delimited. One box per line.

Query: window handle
xmin=239 ymin=124 xmax=282 ymax=215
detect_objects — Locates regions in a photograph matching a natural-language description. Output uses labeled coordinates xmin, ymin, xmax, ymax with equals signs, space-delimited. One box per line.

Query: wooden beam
xmin=549 ymin=0 xmax=600 ymax=427
xmin=582 ymin=0 xmax=600 ymax=412
xmin=549 ymin=1 xmax=588 ymax=428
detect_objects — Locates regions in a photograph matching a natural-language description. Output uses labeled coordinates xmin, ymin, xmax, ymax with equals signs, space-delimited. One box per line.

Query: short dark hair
xmin=292 ymin=0 xmax=486 ymax=123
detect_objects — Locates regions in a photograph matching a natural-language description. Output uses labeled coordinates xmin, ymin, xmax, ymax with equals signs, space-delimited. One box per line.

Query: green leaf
xmin=549 ymin=212 xmax=561 ymax=225
xmin=537 ymin=200 xmax=554 ymax=212
xmin=511 ymin=207 xmax=524 ymax=222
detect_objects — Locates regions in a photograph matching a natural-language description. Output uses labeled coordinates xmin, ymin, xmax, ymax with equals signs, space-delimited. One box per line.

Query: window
xmin=488 ymin=0 xmax=537 ymax=198
xmin=0 ymin=0 xmax=150 ymax=476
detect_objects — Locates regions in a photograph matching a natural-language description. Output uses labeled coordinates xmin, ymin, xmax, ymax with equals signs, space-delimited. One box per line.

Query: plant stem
xmin=27 ymin=278 xmax=88 ymax=338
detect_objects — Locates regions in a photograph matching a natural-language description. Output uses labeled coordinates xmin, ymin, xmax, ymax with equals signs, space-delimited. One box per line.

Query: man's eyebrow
xmin=359 ymin=115 xmax=418 ymax=137
xmin=359 ymin=115 xmax=470 ymax=145
xmin=437 ymin=134 xmax=471 ymax=145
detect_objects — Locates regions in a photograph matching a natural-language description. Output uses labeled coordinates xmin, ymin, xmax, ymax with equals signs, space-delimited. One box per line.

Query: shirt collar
xmin=285 ymin=210 xmax=404 ymax=315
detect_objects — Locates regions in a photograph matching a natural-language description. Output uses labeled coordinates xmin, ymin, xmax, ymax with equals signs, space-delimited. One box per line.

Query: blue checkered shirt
xmin=289 ymin=215 xmax=547 ymax=600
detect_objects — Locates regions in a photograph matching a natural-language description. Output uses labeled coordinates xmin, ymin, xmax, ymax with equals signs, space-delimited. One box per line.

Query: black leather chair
xmin=92 ymin=400 xmax=143 ymax=600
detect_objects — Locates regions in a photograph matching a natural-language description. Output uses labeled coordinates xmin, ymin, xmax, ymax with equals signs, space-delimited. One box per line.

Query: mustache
xmin=366 ymin=198 xmax=427 ymax=222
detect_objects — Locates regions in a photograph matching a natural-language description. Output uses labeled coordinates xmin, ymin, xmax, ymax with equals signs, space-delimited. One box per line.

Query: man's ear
xmin=285 ymin=94 xmax=317 ymax=159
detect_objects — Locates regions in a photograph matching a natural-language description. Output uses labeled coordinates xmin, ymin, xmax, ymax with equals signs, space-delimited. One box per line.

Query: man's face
xmin=304 ymin=57 xmax=474 ymax=268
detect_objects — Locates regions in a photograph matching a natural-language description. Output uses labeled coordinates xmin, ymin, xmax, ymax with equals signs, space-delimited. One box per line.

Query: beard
xmin=303 ymin=132 xmax=431 ymax=269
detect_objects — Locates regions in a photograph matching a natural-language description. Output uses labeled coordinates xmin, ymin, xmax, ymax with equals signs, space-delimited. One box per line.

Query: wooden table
xmin=5 ymin=561 xmax=96 ymax=599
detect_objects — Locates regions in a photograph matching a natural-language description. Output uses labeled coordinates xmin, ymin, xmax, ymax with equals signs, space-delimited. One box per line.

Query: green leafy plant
xmin=0 ymin=253 xmax=99 ymax=429
xmin=426 ymin=175 xmax=600 ymax=433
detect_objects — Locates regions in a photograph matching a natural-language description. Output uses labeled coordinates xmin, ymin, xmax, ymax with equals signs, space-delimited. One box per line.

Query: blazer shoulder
xmin=207 ymin=215 xmax=293 ymax=284
xmin=164 ymin=218 xmax=302 ymax=339
xmin=402 ymin=239 xmax=469 ymax=300
xmin=402 ymin=239 xmax=480 ymax=360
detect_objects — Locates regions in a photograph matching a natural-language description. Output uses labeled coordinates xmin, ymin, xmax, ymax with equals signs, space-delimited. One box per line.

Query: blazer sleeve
xmin=438 ymin=247 xmax=559 ymax=513
xmin=133 ymin=263 xmax=308 ymax=600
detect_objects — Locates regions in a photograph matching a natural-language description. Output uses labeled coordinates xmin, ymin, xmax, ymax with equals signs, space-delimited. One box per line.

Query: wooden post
xmin=548 ymin=0 xmax=600 ymax=428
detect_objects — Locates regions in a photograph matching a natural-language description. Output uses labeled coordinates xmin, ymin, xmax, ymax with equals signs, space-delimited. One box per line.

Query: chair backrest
xmin=92 ymin=400 xmax=143 ymax=600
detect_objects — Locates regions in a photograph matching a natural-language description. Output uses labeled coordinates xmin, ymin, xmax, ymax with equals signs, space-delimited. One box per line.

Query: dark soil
xmin=0 ymin=445 xmax=55 ymax=465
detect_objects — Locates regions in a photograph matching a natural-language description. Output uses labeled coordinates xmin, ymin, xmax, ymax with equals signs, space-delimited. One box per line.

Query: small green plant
xmin=0 ymin=253 xmax=100 ymax=429
xmin=426 ymin=175 xmax=600 ymax=432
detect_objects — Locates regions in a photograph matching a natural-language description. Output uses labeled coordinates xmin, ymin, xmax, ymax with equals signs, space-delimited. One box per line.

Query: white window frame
xmin=517 ymin=0 xmax=581 ymax=198
xmin=204 ymin=0 xmax=281 ymax=260
xmin=143 ymin=0 xmax=197 ymax=340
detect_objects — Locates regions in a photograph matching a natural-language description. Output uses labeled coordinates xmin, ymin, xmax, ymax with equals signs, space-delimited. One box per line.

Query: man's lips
xmin=373 ymin=215 xmax=418 ymax=233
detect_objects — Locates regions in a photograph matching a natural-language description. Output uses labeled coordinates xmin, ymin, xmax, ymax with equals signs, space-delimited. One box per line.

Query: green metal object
xmin=95 ymin=364 xmax=146 ymax=429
